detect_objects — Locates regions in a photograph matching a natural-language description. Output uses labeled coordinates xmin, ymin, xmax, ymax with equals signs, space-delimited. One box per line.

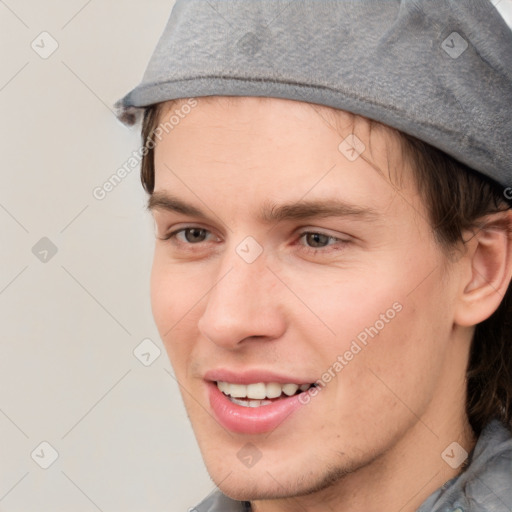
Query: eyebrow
xmin=147 ymin=191 xmax=380 ymax=224
xmin=259 ymin=199 xmax=380 ymax=223
xmin=147 ymin=192 xmax=204 ymax=217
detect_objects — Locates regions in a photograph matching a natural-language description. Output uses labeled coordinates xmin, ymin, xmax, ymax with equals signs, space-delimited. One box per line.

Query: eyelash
xmin=160 ymin=226 xmax=348 ymax=253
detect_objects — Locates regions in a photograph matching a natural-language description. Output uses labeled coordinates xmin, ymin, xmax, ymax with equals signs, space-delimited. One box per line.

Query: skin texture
xmin=148 ymin=97 xmax=512 ymax=511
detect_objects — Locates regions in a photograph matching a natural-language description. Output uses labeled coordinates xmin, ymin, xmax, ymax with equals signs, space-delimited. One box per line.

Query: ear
xmin=454 ymin=209 xmax=512 ymax=327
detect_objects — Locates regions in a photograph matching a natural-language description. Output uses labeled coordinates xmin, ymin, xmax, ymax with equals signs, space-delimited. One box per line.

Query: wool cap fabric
xmin=116 ymin=0 xmax=512 ymax=189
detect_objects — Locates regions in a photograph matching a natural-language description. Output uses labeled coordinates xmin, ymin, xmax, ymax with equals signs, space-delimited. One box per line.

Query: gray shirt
xmin=191 ymin=419 xmax=512 ymax=511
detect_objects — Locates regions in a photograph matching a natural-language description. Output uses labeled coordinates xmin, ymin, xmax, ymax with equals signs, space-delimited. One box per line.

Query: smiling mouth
xmin=216 ymin=381 xmax=317 ymax=407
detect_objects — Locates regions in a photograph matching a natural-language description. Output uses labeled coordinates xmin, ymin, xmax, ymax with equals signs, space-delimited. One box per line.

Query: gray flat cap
xmin=116 ymin=0 xmax=512 ymax=189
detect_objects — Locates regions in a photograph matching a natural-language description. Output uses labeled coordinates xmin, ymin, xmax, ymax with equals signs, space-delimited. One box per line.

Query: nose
xmin=197 ymin=252 xmax=287 ymax=349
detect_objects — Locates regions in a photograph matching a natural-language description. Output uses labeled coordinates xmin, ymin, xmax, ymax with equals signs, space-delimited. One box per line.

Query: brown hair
xmin=140 ymin=100 xmax=512 ymax=436
xmin=399 ymin=133 xmax=512 ymax=436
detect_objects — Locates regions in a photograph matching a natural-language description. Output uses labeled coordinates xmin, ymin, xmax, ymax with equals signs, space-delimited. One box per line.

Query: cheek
xmin=285 ymin=252 xmax=452 ymax=400
xmin=332 ymin=280 xmax=453 ymax=426
xmin=149 ymin=256 xmax=204 ymax=357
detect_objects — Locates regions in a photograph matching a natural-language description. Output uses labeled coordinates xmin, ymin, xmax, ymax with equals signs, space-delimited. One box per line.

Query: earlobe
xmin=454 ymin=210 xmax=512 ymax=327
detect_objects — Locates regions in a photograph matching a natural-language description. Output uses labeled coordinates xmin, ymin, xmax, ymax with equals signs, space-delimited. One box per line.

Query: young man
xmin=116 ymin=1 xmax=512 ymax=510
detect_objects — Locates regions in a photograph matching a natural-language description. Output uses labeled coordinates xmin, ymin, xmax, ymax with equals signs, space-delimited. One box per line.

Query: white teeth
xmin=229 ymin=384 xmax=247 ymax=398
xmin=265 ymin=382 xmax=282 ymax=399
xmin=246 ymin=383 xmax=266 ymax=399
xmin=282 ymin=383 xmax=299 ymax=396
xmin=217 ymin=381 xmax=311 ymax=400
xmin=230 ymin=397 xmax=273 ymax=407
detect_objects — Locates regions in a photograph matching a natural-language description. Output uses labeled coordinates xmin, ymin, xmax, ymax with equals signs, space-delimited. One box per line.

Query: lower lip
xmin=207 ymin=382 xmax=306 ymax=434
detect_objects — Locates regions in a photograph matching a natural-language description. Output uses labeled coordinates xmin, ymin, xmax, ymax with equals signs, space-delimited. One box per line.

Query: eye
xmin=179 ymin=227 xmax=209 ymax=243
xmin=300 ymin=232 xmax=338 ymax=248
xmin=162 ymin=226 xmax=217 ymax=244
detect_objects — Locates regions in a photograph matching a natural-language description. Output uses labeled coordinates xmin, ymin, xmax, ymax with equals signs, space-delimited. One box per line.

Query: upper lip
xmin=204 ymin=368 xmax=315 ymax=385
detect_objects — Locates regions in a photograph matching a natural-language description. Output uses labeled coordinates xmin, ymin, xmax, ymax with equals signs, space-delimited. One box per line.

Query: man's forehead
xmin=155 ymin=96 xmax=404 ymax=173
xmin=150 ymin=96 xmax=423 ymax=224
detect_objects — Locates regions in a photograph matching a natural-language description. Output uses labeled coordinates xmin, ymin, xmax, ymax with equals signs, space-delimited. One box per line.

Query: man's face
xmin=149 ymin=97 xmax=463 ymax=500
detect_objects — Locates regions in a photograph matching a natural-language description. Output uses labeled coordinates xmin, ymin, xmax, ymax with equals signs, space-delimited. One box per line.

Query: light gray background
xmin=0 ymin=1 xmax=215 ymax=511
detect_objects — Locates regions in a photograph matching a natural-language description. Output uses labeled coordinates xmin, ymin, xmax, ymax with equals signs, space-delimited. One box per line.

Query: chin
xmin=204 ymin=455 xmax=364 ymax=502
xmin=215 ymin=475 xmax=302 ymax=502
